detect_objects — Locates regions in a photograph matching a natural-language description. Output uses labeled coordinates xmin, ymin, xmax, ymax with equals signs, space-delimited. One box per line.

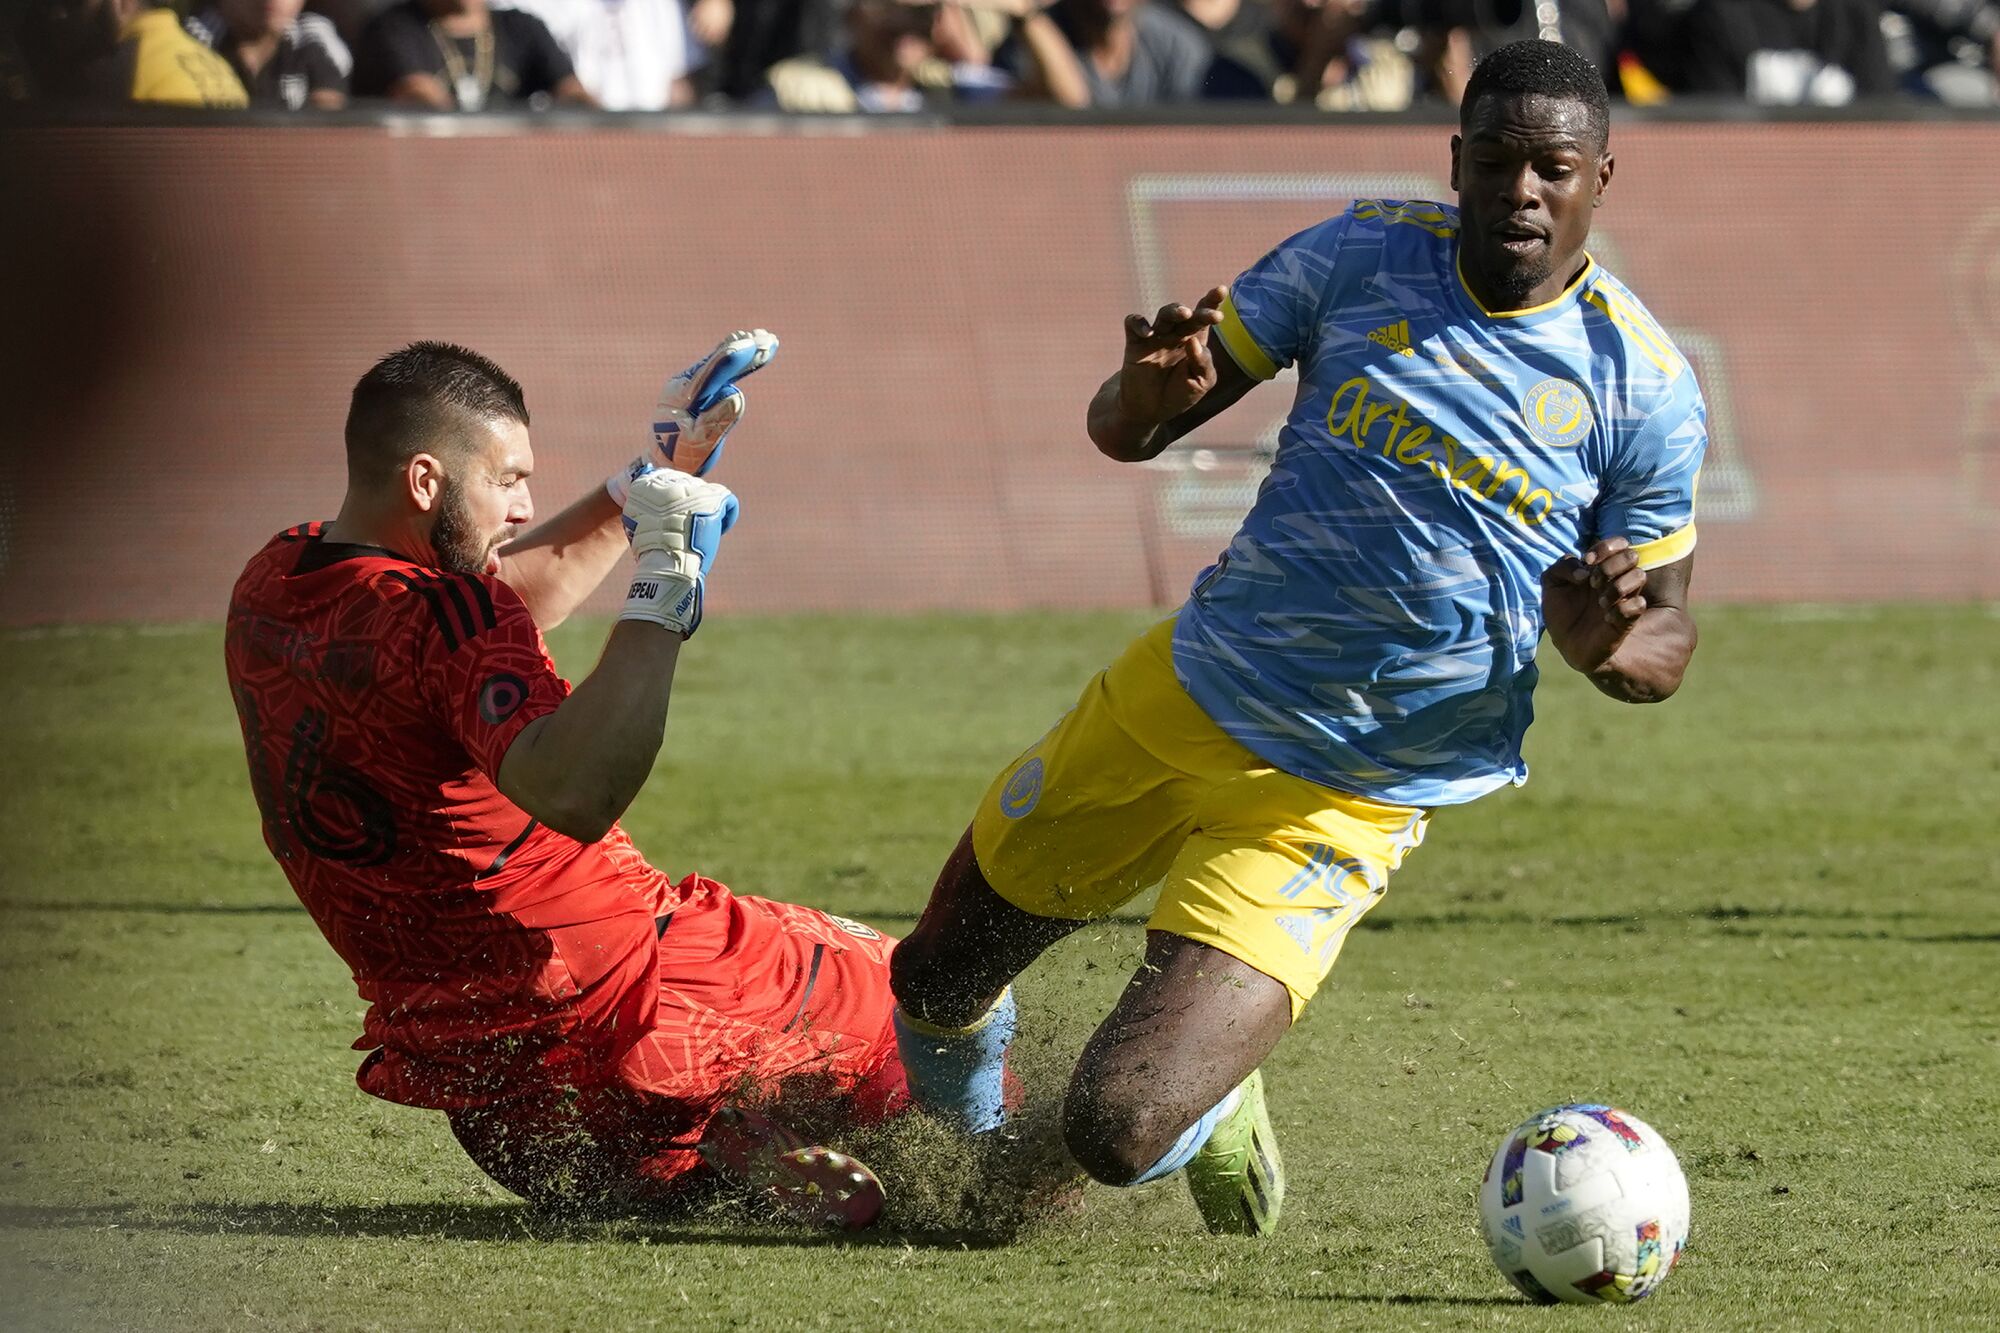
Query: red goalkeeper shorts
xmin=447 ymin=877 xmax=906 ymax=1208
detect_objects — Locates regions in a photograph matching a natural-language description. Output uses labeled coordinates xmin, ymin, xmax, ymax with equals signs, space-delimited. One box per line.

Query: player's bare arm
xmin=1087 ymin=286 xmax=1258 ymax=462
xmin=1542 ymin=538 xmax=1697 ymax=704
xmin=499 ymin=467 xmax=739 ymax=840
xmin=497 ymin=621 xmax=684 ymax=842
xmin=494 ymin=487 xmax=629 ymax=631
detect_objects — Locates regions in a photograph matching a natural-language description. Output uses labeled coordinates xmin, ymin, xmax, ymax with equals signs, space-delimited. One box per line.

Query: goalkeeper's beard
xmin=428 ymin=474 xmax=503 ymax=576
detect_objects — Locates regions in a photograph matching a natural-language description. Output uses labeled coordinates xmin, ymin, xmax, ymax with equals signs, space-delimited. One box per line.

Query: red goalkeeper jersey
xmin=225 ymin=523 xmax=681 ymax=1109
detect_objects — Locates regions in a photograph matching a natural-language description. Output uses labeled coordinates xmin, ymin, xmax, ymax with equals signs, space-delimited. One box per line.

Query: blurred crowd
xmin=5 ymin=0 xmax=1997 ymax=111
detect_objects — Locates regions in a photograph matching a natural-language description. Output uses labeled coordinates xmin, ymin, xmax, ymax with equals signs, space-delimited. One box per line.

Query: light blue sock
xmin=893 ymin=989 xmax=1017 ymax=1134
xmin=1130 ymin=1084 xmax=1244 ymax=1185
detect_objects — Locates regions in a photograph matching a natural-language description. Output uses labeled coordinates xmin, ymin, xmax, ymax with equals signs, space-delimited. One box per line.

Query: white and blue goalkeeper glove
xmin=619 ymin=469 xmax=739 ymax=638
xmin=607 ymin=330 xmax=780 ymax=505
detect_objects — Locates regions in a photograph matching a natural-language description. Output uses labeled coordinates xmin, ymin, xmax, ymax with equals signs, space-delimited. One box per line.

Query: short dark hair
xmin=344 ymin=341 xmax=529 ymax=477
xmin=1460 ymin=39 xmax=1611 ymax=154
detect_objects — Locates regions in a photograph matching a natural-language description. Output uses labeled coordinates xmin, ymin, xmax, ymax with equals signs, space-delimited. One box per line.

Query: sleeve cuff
xmin=1215 ymin=295 xmax=1281 ymax=382
xmin=1629 ymin=523 xmax=1698 ymax=570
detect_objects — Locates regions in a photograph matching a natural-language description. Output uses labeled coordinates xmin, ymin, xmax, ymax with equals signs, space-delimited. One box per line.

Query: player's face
xmin=1450 ymin=94 xmax=1612 ymax=311
xmin=430 ymin=417 xmax=534 ymax=576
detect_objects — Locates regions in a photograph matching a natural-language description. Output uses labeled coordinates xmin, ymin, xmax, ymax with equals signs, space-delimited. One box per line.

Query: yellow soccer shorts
xmin=971 ymin=616 xmax=1429 ymax=1019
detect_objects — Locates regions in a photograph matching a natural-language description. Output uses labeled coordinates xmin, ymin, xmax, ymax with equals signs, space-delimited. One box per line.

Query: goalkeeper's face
xmin=430 ymin=417 xmax=534 ymax=576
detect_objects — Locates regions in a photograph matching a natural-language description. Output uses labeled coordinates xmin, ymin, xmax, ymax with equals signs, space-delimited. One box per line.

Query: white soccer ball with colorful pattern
xmin=1477 ymin=1104 xmax=1691 ymax=1305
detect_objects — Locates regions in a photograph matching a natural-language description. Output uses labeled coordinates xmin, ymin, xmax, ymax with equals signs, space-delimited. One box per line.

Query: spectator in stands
xmin=701 ymin=0 xmax=838 ymax=99
xmin=1176 ymin=0 xmax=1279 ymax=93
xmin=186 ymin=0 xmax=352 ymax=108
xmin=1674 ymin=0 xmax=1893 ymax=103
xmin=352 ymin=0 xmax=598 ymax=106
xmin=1003 ymin=0 xmax=1214 ymax=103
xmin=1355 ymin=0 xmax=1620 ymax=104
xmin=505 ymin=0 xmax=705 ymax=108
xmin=1883 ymin=0 xmax=1999 ymax=102
xmin=1190 ymin=0 xmax=1416 ymax=107
xmin=1462 ymin=0 xmax=1618 ymax=73
xmin=1622 ymin=0 xmax=1695 ymax=93
xmin=763 ymin=0 xmax=1072 ymax=108
xmin=309 ymin=0 xmax=397 ymax=49
xmin=16 ymin=0 xmax=249 ymax=104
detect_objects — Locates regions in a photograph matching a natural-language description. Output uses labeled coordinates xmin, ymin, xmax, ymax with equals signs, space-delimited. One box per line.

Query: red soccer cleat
xmin=697 ymin=1105 xmax=886 ymax=1231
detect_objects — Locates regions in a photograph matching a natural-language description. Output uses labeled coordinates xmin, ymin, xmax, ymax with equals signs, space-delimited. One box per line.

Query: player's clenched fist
xmin=1541 ymin=537 xmax=1649 ymax=671
xmin=619 ymin=470 xmax=740 ymax=637
xmin=607 ymin=330 xmax=780 ymax=504
xmin=1117 ymin=286 xmax=1228 ymax=427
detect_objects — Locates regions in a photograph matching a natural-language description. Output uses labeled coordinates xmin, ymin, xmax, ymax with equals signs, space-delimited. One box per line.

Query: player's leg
xmin=884 ymin=829 xmax=1086 ymax=1132
xmin=890 ymin=828 xmax=1086 ymax=1031
xmin=631 ymin=879 xmax=910 ymax=1117
xmin=1061 ymin=929 xmax=1289 ymax=1189
xmin=888 ymin=619 xmax=1209 ymax=1130
xmin=671 ymin=889 xmax=924 ymax=1228
xmin=1061 ymin=771 xmax=1430 ymax=1234
xmin=454 ymin=880 xmax=906 ymax=1227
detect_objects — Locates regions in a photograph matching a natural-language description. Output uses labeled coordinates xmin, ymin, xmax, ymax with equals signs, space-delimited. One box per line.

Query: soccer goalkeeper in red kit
xmin=224 ymin=334 xmax=899 ymax=1227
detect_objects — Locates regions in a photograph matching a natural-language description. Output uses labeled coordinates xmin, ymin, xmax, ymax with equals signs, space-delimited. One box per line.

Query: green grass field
xmin=2 ymin=606 xmax=1996 ymax=1330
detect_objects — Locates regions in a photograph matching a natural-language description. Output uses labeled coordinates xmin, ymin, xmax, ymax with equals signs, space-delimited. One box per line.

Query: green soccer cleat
xmin=1182 ymin=1069 xmax=1285 ymax=1237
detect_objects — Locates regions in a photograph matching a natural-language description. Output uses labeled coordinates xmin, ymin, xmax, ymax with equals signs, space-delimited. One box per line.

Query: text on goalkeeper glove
xmin=619 ymin=470 xmax=739 ymax=636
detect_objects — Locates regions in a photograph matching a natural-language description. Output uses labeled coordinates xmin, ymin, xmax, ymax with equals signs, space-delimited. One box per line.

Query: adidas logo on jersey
xmin=1367 ymin=320 xmax=1415 ymax=357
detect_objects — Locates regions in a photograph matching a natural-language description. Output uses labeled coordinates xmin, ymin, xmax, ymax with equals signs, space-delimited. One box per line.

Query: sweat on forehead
xmin=1462 ymin=93 xmax=1606 ymax=152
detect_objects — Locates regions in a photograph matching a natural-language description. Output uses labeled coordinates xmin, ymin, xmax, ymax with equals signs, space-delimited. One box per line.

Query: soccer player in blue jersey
xmin=889 ymin=37 xmax=1704 ymax=1237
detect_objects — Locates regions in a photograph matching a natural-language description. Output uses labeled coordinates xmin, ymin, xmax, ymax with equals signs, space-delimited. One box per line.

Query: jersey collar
xmin=293 ymin=534 xmax=410 ymax=575
xmin=1452 ymin=249 xmax=1596 ymax=328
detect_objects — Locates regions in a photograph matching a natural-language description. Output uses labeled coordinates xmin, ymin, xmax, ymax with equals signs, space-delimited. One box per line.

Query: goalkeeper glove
xmin=606 ymin=329 xmax=780 ymax=504
xmin=619 ymin=469 xmax=739 ymax=637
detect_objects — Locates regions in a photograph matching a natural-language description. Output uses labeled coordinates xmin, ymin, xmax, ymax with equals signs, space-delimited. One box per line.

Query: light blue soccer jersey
xmin=1174 ymin=199 xmax=1706 ymax=808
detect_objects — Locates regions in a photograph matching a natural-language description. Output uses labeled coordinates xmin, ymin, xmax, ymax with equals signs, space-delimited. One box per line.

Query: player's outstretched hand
xmin=618 ymin=469 xmax=740 ymax=637
xmin=1542 ymin=537 xmax=1649 ymax=671
xmin=1117 ymin=286 xmax=1228 ymax=427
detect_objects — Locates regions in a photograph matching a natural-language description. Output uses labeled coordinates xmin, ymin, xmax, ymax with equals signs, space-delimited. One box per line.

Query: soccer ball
xmin=1477 ymin=1104 xmax=1691 ymax=1304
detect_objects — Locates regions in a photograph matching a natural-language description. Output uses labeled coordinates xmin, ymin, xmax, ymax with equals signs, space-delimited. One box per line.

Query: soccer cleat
xmin=697 ymin=1105 xmax=886 ymax=1231
xmin=1181 ymin=1069 xmax=1285 ymax=1237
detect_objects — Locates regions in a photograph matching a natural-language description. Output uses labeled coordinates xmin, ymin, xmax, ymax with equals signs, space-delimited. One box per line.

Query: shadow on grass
xmin=0 ymin=900 xmax=304 ymax=916
xmin=0 ymin=1200 xmax=1017 ymax=1251
xmin=1303 ymin=1292 xmax=1525 ymax=1308
xmin=7 ymin=901 xmax=1982 ymax=946
xmin=832 ymin=903 xmax=1960 ymax=935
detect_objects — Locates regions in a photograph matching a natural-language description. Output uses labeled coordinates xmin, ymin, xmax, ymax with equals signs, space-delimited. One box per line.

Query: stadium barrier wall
xmin=2 ymin=118 xmax=1997 ymax=623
